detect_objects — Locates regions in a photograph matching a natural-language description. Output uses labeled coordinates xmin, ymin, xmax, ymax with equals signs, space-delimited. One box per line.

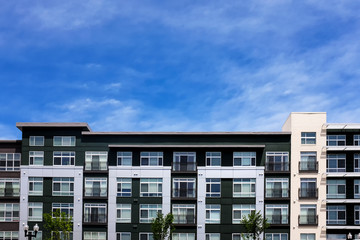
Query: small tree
xmin=43 ymin=209 xmax=73 ymax=240
xmin=151 ymin=212 xmax=175 ymax=240
xmin=240 ymin=211 xmax=269 ymax=240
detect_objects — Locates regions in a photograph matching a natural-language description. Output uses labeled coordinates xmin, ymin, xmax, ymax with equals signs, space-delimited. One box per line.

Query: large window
xmin=0 ymin=203 xmax=19 ymax=221
xmin=206 ymin=152 xmax=221 ymax=166
xmin=30 ymin=136 xmax=44 ymax=146
xmin=233 ymin=152 xmax=256 ymax=166
xmin=85 ymin=152 xmax=108 ymax=171
xmin=84 ymin=232 xmax=106 ymax=240
xmin=327 ymin=135 xmax=346 ymax=146
xmin=140 ymin=178 xmax=162 ymax=197
xmin=173 ymin=178 xmax=195 ymax=198
xmin=206 ymin=205 xmax=220 ymax=224
xmin=355 ymin=154 xmax=360 ymax=172
xmin=53 ymin=152 xmax=75 ymax=166
xmin=355 ymin=180 xmax=360 ymax=198
xmin=300 ymin=178 xmax=317 ymax=199
xmin=265 ymin=178 xmax=288 ymax=198
xmin=327 ymin=179 xmax=345 ymax=199
xmin=117 ymin=152 xmax=132 ymax=166
xmin=265 ymin=204 xmax=288 ymax=224
xmin=29 ymin=177 xmax=43 ymax=196
xmin=301 ymin=132 xmax=316 ymax=144
xmin=141 ymin=152 xmax=163 ymax=166
xmin=232 ymin=204 xmax=255 ymax=224
xmin=116 ymin=204 xmax=131 ymax=223
xmin=28 ymin=202 xmax=43 ymax=221
xmin=233 ymin=178 xmax=256 ymax=197
xmin=300 ymin=234 xmax=315 ymax=240
xmin=53 ymin=136 xmax=75 ymax=146
xmin=327 ymin=154 xmax=346 ymax=172
xmin=233 ymin=234 xmax=251 ymax=240
xmin=206 ymin=178 xmax=221 ymax=197
xmin=355 ymin=135 xmax=360 ymax=146
xmin=117 ymin=233 xmax=131 ymax=240
xmin=300 ymin=152 xmax=317 ymax=171
xmin=0 ymin=232 xmax=19 ymax=240
xmin=265 ymin=152 xmax=289 ymax=171
xmin=84 ymin=204 xmax=107 ymax=223
xmin=117 ymin=178 xmax=132 ymax=197
xmin=52 ymin=203 xmax=73 ymax=218
xmin=140 ymin=204 xmax=161 ymax=223
xmin=53 ymin=177 xmax=74 ymax=196
xmin=299 ymin=205 xmax=317 ymax=225
xmin=29 ymin=151 xmax=44 ymax=166
xmin=85 ymin=178 xmax=107 ymax=197
xmin=0 ymin=153 xmax=21 ymax=171
xmin=327 ymin=205 xmax=346 ymax=224
xmin=206 ymin=233 xmax=220 ymax=240
xmin=327 ymin=234 xmax=346 ymax=240
xmin=173 ymin=152 xmax=196 ymax=171
xmin=355 ymin=206 xmax=360 ymax=225
xmin=173 ymin=204 xmax=195 ymax=224
xmin=139 ymin=233 xmax=153 ymax=240
xmin=0 ymin=178 xmax=20 ymax=197
xmin=265 ymin=234 xmax=288 ymax=240
xmin=172 ymin=233 xmax=195 ymax=240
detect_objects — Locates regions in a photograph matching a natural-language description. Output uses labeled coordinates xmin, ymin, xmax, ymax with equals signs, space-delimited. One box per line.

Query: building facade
xmin=0 ymin=112 xmax=359 ymax=240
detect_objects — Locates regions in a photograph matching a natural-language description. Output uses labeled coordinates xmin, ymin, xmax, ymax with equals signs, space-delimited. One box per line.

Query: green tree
xmin=43 ymin=209 xmax=73 ymax=240
xmin=240 ymin=211 xmax=269 ymax=240
xmin=151 ymin=212 xmax=175 ymax=240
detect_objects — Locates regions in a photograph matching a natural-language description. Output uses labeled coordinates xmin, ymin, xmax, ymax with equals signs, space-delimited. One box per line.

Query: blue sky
xmin=1 ymin=0 xmax=360 ymax=139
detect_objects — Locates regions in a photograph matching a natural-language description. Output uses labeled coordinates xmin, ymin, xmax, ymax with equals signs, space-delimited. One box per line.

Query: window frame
xmin=52 ymin=203 xmax=74 ymax=219
xmin=0 ymin=231 xmax=19 ymax=240
xmin=265 ymin=233 xmax=288 ymax=240
xmin=265 ymin=204 xmax=289 ymax=224
xmin=300 ymin=234 xmax=315 ymax=240
xmin=0 ymin=178 xmax=20 ymax=197
xmin=206 ymin=152 xmax=221 ymax=166
xmin=84 ymin=177 xmax=107 ymax=197
xmin=139 ymin=233 xmax=154 ymax=240
xmin=327 ymin=154 xmax=346 ymax=172
xmin=172 ymin=233 xmax=196 ymax=240
xmin=0 ymin=203 xmax=19 ymax=222
xmin=117 ymin=232 xmax=131 ymax=240
xmin=29 ymin=151 xmax=44 ymax=166
xmin=301 ymin=132 xmax=316 ymax=144
xmin=327 ymin=135 xmax=346 ymax=146
xmin=53 ymin=136 xmax=76 ymax=146
xmin=29 ymin=136 xmax=44 ymax=146
xmin=117 ymin=178 xmax=132 ymax=197
xmin=206 ymin=178 xmax=221 ymax=197
xmin=172 ymin=204 xmax=196 ymax=224
xmin=326 ymin=205 xmax=346 ymax=225
xmin=299 ymin=152 xmax=317 ymax=171
xmin=84 ymin=203 xmax=107 ymax=224
xmin=233 ymin=178 xmax=256 ymax=197
xmin=141 ymin=152 xmax=163 ymax=166
xmin=233 ymin=152 xmax=256 ymax=166
xmin=326 ymin=179 xmax=346 ymax=199
xmin=83 ymin=232 xmax=106 ymax=240
xmin=28 ymin=202 xmax=43 ymax=221
xmin=29 ymin=177 xmax=43 ymax=196
xmin=265 ymin=178 xmax=289 ymax=198
xmin=355 ymin=135 xmax=360 ymax=146
xmin=205 ymin=204 xmax=220 ymax=224
xmin=116 ymin=204 xmax=131 ymax=223
xmin=139 ymin=204 xmax=162 ymax=223
xmin=53 ymin=151 xmax=75 ymax=166
xmin=0 ymin=153 xmax=21 ymax=171
xmin=355 ymin=154 xmax=360 ymax=172
xmin=85 ymin=152 xmax=108 ymax=171
xmin=117 ymin=152 xmax=132 ymax=166
xmin=140 ymin=178 xmax=163 ymax=197
xmin=206 ymin=233 xmax=220 ymax=240
xmin=232 ymin=204 xmax=255 ymax=224
xmin=265 ymin=152 xmax=289 ymax=171
xmin=173 ymin=178 xmax=195 ymax=198
xmin=52 ymin=177 xmax=74 ymax=196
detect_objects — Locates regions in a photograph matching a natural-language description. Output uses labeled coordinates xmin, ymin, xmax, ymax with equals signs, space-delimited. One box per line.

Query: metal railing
xmin=299 ymin=161 xmax=318 ymax=172
xmin=299 ymin=215 xmax=318 ymax=225
xmin=265 ymin=162 xmax=289 ymax=172
xmin=172 ymin=162 xmax=197 ymax=172
xmin=299 ymin=188 xmax=318 ymax=199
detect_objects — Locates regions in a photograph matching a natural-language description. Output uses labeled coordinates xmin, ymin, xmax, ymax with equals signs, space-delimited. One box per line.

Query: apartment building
xmin=0 ymin=112 xmax=359 ymax=240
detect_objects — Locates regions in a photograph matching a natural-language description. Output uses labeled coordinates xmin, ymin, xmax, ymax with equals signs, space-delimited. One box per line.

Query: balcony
xmin=265 ymin=189 xmax=289 ymax=199
xmin=172 ymin=162 xmax=197 ymax=172
xmin=299 ymin=161 xmax=318 ymax=173
xmin=265 ymin=162 xmax=289 ymax=172
xmin=83 ymin=213 xmax=107 ymax=224
xmin=1 ymin=187 xmax=20 ymax=198
xmin=84 ymin=162 xmax=107 ymax=171
xmin=173 ymin=215 xmax=196 ymax=225
xmin=173 ymin=188 xmax=196 ymax=199
xmin=298 ymin=215 xmax=318 ymax=226
xmin=267 ymin=215 xmax=288 ymax=225
xmin=299 ymin=188 xmax=318 ymax=199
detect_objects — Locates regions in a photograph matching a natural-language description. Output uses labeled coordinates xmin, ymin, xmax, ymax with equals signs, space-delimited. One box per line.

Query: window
xmin=265 ymin=204 xmax=288 ymax=224
xmin=29 ymin=177 xmax=43 ymax=196
xmin=232 ymin=204 xmax=255 ymax=223
xmin=355 ymin=206 xmax=360 ymax=224
xmin=327 ymin=135 xmax=346 ymax=146
xmin=300 ymin=152 xmax=317 ymax=171
xmin=53 ymin=136 xmax=75 ymax=146
xmin=300 ymin=178 xmax=317 ymax=198
xmin=0 ymin=178 xmax=19 ymax=197
xmin=327 ymin=205 xmax=346 ymax=224
xmin=29 ymin=151 xmax=44 ymax=166
xmin=233 ymin=178 xmax=256 ymax=197
xmin=0 ymin=203 xmax=19 ymax=221
xmin=173 ymin=152 xmax=196 ymax=171
xmin=206 ymin=233 xmax=220 ymax=240
xmin=53 ymin=177 xmax=74 ymax=196
xmin=266 ymin=178 xmax=288 ymax=198
xmin=233 ymin=234 xmax=251 ymax=240
xmin=52 ymin=231 xmax=73 ymax=240
xmin=355 ymin=135 xmax=360 ymax=146
xmin=300 ymin=234 xmax=315 ymax=240
xmin=0 ymin=153 xmax=20 ymax=171
xmin=265 ymin=152 xmax=289 ymax=171
xmin=29 ymin=136 xmax=44 ymax=146
xmin=173 ymin=204 xmax=195 ymax=224
xmin=117 ymin=233 xmax=131 ymax=240
xmin=84 ymin=204 xmax=107 ymax=223
xmin=84 ymin=232 xmax=106 ymax=240
xmin=206 ymin=205 xmax=220 ymax=224
xmin=327 ymin=179 xmax=345 ymax=199
xmin=355 ymin=154 xmax=360 ymax=172
xmin=85 ymin=152 xmax=108 ymax=171
xmin=52 ymin=203 xmax=73 ymax=218
xmin=53 ymin=152 xmax=75 ymax=166
xmin=85 ymin=178 xmax=107 ymax=197
xmin=117 ymin=178 xmax=132 ymax=197
xmin=301 ymin=132 xmax=316 ymax=144
xmin=116 ymin=204 xmax=131 ymax=223
xmin=172 ymin=233 xmax=195 ymax=240
xmin=206 ymin=152 xmax=221 ymax=166
xmin=0 ymin=232 xmax=19 ymax=240
xmin=233 ymin=152 xmax=256 ymax=166
xmin=141 ymin=152 xmax=163 ymax=166
xmin=140 ymin=233 xmax=153 ymax=240
xmin=327 ymin=154 xmax=346 ymax=172
xmin=206 ymin=178 xmax=221 ymax=197
xmin=355 ymin=180 xmax=360 ymax=198
xmin=28 ymin=202 xmax=42 ymax=221
xmin=299 ymin=205 xmax=317 ymax=225
xmin=140 ymin=178 xmax=162 ymax=197
xmin=117 ymin=152 xmax=132 ymax=166
xmin=140 ymin=204 xmax=161 ymax=223
xmin=265 ymin=233 xmax=288 ymax=240
xmin=327 ymin=234 xmax=346 ymax=240
xmin=173 ymin=178 xmax=195 ymax=198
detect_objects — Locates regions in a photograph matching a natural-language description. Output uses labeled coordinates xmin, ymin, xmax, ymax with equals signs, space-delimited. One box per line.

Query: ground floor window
xmin=0 ymin=232 xmax=19 ymax=240
xmin=265 ymin=233 xmax=288 ymax=240
xmin=117 ymin=232 xmax=131 ymax=240
xmin=300 ymin=233 xmax=315 ymax=240
xmin=172 ymin=233 xmax=195 ymax=240
xmin=84 ymin=232 xmax=106 ymax=240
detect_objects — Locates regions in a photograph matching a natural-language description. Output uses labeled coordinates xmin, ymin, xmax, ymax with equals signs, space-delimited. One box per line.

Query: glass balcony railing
xmin=265 ymin=162 xmax=289 ymax=172
xmin=299 ymin=188 xmax=318 ymax=199
xmin=172 ymin=162 xmax=197 ymax=172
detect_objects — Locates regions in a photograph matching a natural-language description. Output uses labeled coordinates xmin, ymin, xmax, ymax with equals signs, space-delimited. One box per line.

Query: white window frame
xmin=141 ymin=152 xmax=163 ymax=166
xmin=53 ymin=136 xmax=75 ymax=146
xmin=233 ymin=233 xmax=251 ymax=240
xmin=139 ymin=233 xmax=154 ymax=240
xmin=85 ymin=152 xmax=108 ymax=171
xmin=326 ymin=205 xmax=346 ymax=225
xmin=117 ymin=178 xmax=132 ymax=197
xmin=327 ymin=135 xmax=346 ymax=146
xmin=206 ymin=178 xmax=221 ymax=197
xmin=301 ymin=132 xmax=316 ymax=144
xmin=265 ymin=204 xmax=289 ymax=224
xmin=83 ymin=232 xmax=106 ymax=240
xmin=140 ymin=178 xmax=162 ymax=197
xmin=327 ymin=179 xmax=346 ymax=199
xmin=265 ymin=233 xmax=288 ymax=240
xmin=232 ymin=204 xmax=255 ymax=224
xmin=117 ymin=152 xmax=132 ymax=166
xmin=85 ymin=178 xmax=107 ymax=197
xmin=172 ymin=233 xmax=196 ymax=240
xmin=0 ymin=153 xmax=21 ymax=171
xmin=0 ymin=203 xmax=19 ymax=222
xmin=30 ymin=136 xmax=44 ymax=146
xmin=0 ymin=178 xmax=20 ymax=197
xmin=52 ymin=231 xmax=73 ymax=240
xmin=29 ymin=177 xmax=43 ymax=196
xmin=299 ymin=204 xmax=317 ymax=225
xmin=266 ymin=178 xmax=289 ymax=198
xmin=327 ymin=154 xmax=346 ymax=172
xmin=233 ymin=152 xmax=256 ymax=166
xmin=300 ymin=234 xmax=315 ymax=240
xmin=326 ymin=234 xmax=346 ymax=240
xmin=206 ymin=233 xmax=220 ymax=240
xmin=300 ymin=152 xmax=317 ymax=171
xmin=52 ymin=203 xmax=74 ymax=219
xmin=116 ymin=204 xmax=131 ymax=223
xmin=172 ymin=204 xmax=196 ymax=224
xmin=29 ymin=151 xmax=44 ymax=166
xmin=0 ymin=231 xmax=19 ymax=240
xmin=139 ymin=204 xmax=161 ymax=223
xmin=355 ymin=135 xmax=360 ymax=146
xmin=173 ymin=152 xmax=196 ymax=171
xmin=233 ymin=178 xmax=256 ymax=197
xmin=117 ymin=232 xmax=131 ymax=240
xmin=53 ymin=151 xmax=75 ymax=166
xmin=265 ymin=152 xmax=289 ymax=171
xmin=355 ymin=154 xmax=360 ymax=172
xmin=84 ymin=204 xmax=107 ymax=223
xmin=28 ymin=202 xmax=43 ymax=221
xmin=355 ymin=180 xmax=360 ymax=198
xmin=206 ymin=152 xmax=221 ymax=166
xmin=173 ymin=178 xmax=195 ymax=198
xmin=206 ymin=204 xmax=220 ymax=224
xmin=53 ymin=177 xmax=74 ymax=196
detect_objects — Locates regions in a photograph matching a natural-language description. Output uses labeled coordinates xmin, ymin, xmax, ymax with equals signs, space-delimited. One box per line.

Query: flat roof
xmin=83 ymin=131 xmax=291 ymax=135
xmin=16 ymin=122 xmax=91 ymax=131
xmin=326 ymin=123 xmax=360 ymax=129
xmin=109 ymin=144 xmax=266 ymax=148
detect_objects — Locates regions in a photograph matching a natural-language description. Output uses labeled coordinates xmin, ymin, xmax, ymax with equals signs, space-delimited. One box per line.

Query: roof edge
xmin=16 ymin=122 xmax=91 ymax=132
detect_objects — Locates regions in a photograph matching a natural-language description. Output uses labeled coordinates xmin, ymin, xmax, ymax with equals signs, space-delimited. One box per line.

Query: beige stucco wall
xmin=282 ymin=112 xmax=327 ymax=240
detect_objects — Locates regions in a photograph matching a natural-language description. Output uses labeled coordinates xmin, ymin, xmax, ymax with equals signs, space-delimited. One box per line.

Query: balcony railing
xmin=267 ymin=215 xmax=288 ymax=225
xmin=299 ymin=188 xmax=318 ymax=199
xmin=265 ymin=189 xmax=289 ymax=198
xmin=299 ymin=215 xmax=318 ymax=225
xmin=84 ymin=213 xmax=107 ymax=223
xmin=173 ymin=189 xmax=196 ymax=198
xmin=172 ymin=162 xmax=197 ymax=172
xmin=173 ymin=216 xmax=196 ymax=224
xmin=299 ymin=161 xmax=318 ymax=172
xmin=265 ymin=162 xmax=289 ymax=172
xmin=1 ymin=188 xmax=20 ymax=197
xmin=84 ymin=162 xmax=107 ymax=171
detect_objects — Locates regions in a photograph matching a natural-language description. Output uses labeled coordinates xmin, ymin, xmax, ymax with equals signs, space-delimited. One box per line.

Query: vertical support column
xmin=73 ymin=169 xmax=83 ymax=240
xmin=108 ymin=168 xmax=117 ymax=240
xmin=19 ymin=168 xmax=29 ymax=240
xmin=197 ymin=169 xmax=206 ymax=240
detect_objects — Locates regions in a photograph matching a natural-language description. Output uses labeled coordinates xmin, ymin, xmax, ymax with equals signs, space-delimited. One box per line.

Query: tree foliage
xmin=240 ymin=211 xmax=269 ymax=240
xmin=43 ymin=209 xmax=73 ymax=240
xmin=151 ymin=212 xmax=175 ymax=240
